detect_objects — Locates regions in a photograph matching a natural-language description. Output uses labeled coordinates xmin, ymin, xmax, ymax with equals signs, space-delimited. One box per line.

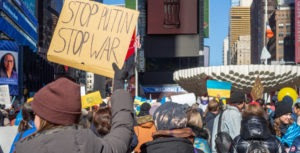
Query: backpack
xmin=246 ymin=141 xmax=269 ymax=153
xmin=215 ymin=110 xmax=233 ymax=153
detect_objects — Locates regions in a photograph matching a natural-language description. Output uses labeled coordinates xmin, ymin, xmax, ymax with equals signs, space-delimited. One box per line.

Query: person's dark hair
xmin=18 ymin=103 xmax=35 ymax=132
xmin=295 ymin=103 xmax=300 ymax=109
xmin=93 ymin=107 xmax=112 ymax=136
xmin=256 ymin=99 xmax=265 ymax=106
xmin=0 ymin=53 xmax=16 ymax=72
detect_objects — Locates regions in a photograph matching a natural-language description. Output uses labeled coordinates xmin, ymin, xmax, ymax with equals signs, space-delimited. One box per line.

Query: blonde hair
xmin=204 ymin=99 xmax=219 ymax=118
xmin=186 ymin=109 xmax=203 ymax=128
xmin=38 ymin=117 xmax=59 ymax=132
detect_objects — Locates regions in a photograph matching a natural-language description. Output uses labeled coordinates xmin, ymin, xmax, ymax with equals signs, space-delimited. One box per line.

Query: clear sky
xmin=205 ymin=0 xmax=230 ymax=66
xmin=103 ymin=0 xmax=124 ymax=5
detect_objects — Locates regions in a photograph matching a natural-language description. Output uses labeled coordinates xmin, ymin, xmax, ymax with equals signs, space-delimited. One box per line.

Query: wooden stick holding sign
xmin=47 ymin=0 xmax=139 ymax=78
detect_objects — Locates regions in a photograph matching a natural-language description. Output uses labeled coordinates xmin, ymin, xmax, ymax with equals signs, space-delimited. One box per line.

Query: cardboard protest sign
xmin=81 ymin=91 xmax=102 ymax=108
xmin=206 ymin=80 xmax=232 ymax=98
xmin=47 ymin=0 xmax=139 ymax=78
xmin=0 ymin=85 xmax=10 ymax=108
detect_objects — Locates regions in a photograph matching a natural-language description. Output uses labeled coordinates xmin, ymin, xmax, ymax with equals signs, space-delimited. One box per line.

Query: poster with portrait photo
xmin=0 ymin=50 xmax=18 ymax=95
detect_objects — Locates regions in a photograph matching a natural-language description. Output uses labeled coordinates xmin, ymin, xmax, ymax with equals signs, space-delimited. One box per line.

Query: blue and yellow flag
xmin=206 ymin=80 xmax=232 ymax=98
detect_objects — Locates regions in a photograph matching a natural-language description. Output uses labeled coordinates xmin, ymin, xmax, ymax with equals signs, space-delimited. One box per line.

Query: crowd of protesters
xmin=1 ymin=64 xmax=300 ymax=153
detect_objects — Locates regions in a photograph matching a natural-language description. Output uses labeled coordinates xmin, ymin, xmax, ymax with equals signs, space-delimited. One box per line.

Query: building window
xmin=279 ymin=40 xmax=284 ymax=45
xmin=279 ymin=33 xmax=284 ymax=37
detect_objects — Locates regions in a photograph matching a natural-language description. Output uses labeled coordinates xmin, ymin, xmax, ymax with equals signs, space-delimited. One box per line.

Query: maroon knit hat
xmin=31 ymin=77 xmax=82 ymax=125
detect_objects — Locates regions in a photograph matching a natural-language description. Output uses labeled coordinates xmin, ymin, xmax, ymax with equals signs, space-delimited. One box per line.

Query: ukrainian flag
xmin=206 ymin=80 xmax=232 ymax=98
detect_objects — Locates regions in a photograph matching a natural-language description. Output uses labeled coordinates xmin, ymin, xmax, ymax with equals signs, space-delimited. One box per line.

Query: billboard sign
xmin=1 ymin=0 xmax=37 ymax=41
xmin=11 ymin=0 xmax=38 ymax=26
xmin=0 ymin=50 xmax=19 ymax=95
xmin=203 ymin=0 xmax=209 ymax=38
xmin=296 ymin=0 xmax=300 ymax=63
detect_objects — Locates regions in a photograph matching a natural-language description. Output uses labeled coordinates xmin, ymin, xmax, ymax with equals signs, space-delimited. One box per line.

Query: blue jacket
xmin=290 ymin=136 xmax=300 ymax=152
xmin=278 ymin=122 xmax=300 ymax=147
xmin=9 ymin=120 xmax=36 ymax=153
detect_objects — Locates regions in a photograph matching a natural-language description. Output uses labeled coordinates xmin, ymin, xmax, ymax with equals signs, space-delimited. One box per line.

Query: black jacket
xmin=141 ymin=137 xmax=196 ymax=153
xmin=140 ymin=128 xmax=204 ymax=153
xmin=230 ymin=116 xmax=284 ymax=153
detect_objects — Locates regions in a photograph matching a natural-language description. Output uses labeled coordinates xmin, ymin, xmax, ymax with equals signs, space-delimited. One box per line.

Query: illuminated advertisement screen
xmin=0 ymin=50 xmax=18 ymax=95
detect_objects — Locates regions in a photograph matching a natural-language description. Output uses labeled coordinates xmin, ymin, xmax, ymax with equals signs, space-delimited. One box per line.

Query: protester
xmin=9 ymin=103 xmax=36 ymax=153
xmin=134 ymin=103 xmax=156 ymax=153
xmin=141 ymin=102 xmax=199 ymax=153
xmin=289 ymin=135 xmax=300 ymax=152
xmin=187 ymin=108 xmax=211 ymax=153
xmin=272 ymin=96 xmax=300 ymax=151
xmin=204 ymin=99 xmax=220 ymax=138
xmin=15 ymin=63 xmax=134 ymax=153
xmin=211 ymin=92 xmax=245 ymax=153
xmin=293 ymin=103 xmax=300 ymax=125
xmin=0 ymin=53 xmax=17 ymax=79
xmin=91 ymin=107 xmax=112 ymax=137
xmin=230 ymin=103 xmax=284 ymax=153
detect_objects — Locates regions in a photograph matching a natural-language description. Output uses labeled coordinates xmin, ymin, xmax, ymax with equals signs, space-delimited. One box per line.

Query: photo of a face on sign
xmin=0 ymin=51 xmax=18 ymax=85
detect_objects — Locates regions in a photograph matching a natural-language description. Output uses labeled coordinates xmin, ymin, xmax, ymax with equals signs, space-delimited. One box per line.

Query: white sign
xmin=0 ymin=85 xmax=11 ymax=108
xmin=170 ymin=93 xmax=196 ymax=106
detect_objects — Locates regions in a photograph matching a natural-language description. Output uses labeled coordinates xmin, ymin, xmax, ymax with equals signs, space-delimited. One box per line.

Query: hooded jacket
xmin=15 ymin=89 xmax=133 ymax=153
xmin=230 ymin=116 xmax=284 ymax=153
xmin=134 ymin=115 xmax=156 ymax=153
xmin=140 ymin=128 xmax=203 ymax=153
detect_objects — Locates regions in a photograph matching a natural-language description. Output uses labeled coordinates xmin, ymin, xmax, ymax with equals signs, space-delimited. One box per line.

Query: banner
xmin=206 ymin=80 xmax=232 ymax=98
xmin=0 ymin=51 xmax=18 ymax=96
xmin=47 ymin=0 xmax=139 ymax=78
xmin=81 ymin=91 xmax=102 ymax=108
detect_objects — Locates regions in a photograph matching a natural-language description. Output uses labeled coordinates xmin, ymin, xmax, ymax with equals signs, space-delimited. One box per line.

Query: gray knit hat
xmin=153 ymin=102 xmax=187 ymax=130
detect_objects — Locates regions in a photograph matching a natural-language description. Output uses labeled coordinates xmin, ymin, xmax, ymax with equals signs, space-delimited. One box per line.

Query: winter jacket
xmin=278 ymin=122 xmax=300 ymax=147
xmin=15 ymin=89 xmax=133 ymax=153
xmin=211 ymin=105 xmax=242 ymax=153
xmin=289 ymin=135 xmax=300 ymax=152
xmin=204 ymin=112 xmax=217 ymax=138
xmin=134 ymin=115 xmax=156 ymax=153
xmin=140 ymin=128 xmax=203 ymax=153
xmin=230 ymin=116 xmax=284 ymax=153
xmin=10 ymin=120 xmax=36 ymax=153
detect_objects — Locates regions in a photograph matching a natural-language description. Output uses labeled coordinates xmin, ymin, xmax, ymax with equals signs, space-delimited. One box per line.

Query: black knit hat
xmin=138 ymin=103 xmax=151 ymax=117
xmin=275 ymin=96 xmax=293 ymax=118
xmin=229 ymin=92 xmax=245 ymax=104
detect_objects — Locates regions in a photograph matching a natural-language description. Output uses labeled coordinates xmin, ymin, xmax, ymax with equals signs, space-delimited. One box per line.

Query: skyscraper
xmin=229 ymin=7 xmax=251 ymax=64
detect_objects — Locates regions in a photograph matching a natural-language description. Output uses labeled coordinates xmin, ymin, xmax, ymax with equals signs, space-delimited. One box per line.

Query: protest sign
xmin=170 ymin=93 xmax=196 ymax=106
xmin=47 ymin=0 xmax=139 ymax=78
xmin=0 ymin=85 xmax=10 ymax=108
xmin=81 ymin=91 xmax=102 ymax=108
xmin=206 ymin=80 xmax=232 ymax=98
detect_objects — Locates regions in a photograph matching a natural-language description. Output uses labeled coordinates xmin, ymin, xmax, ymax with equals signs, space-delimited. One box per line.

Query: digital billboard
xmin=0 ymin=50 xmax=18 ymax=95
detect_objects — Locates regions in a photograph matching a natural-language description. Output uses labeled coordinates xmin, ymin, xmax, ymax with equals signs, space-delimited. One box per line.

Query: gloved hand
xmin=112 ymin=63 xmax=128 ymax=91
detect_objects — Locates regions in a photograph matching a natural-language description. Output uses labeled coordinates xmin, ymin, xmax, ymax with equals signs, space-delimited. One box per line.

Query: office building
xmin=229 ymin=7 xmax=251 ymax=64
